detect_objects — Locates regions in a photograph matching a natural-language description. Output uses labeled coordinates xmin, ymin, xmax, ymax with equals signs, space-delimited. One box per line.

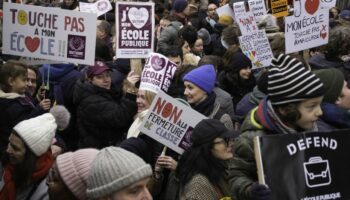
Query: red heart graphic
xmin=25 ymin=37 xmax=40 ymax=52
xmin=320 ymin=32 xmax=327 ymax=39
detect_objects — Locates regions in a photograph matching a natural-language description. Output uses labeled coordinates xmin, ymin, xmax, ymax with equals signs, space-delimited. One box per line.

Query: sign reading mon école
xmin=139 ymin=53 xmax=177 ymax=93
xmin=2 ymin=2 xmax=96 ymax=65
xmin=254 ymin=130 xmax=350 ymax=200
xmin=285 ymin=0 xmax=329 ymax=54
xmin=139 ymin=91 xmax=207 ymax=154
xmin=116 ymin=2 xmax=154 ymax=58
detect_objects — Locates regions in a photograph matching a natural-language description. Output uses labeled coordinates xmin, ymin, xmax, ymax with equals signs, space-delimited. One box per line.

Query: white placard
xmin=233 ymin=2 xmax=246 ymax=17
xmin=216 ymin=3 xmax=235 ymax=19
xmin=236 ymin=11 xmax=258 ymax=35
xmin=19 ymin=57 xmax=63 ymax=65
xmin=239 ymin=30 xmax=273 ymax=69
xmin=321 ymin=0 xmax=336 ymax=9
xmin=79 ymin=0 xmax=112 ymax=17
xmin=285 ymin=0 xmax=329 ymax=54
xmin=139 ymin=91 xmax=207 ymax=154
xmin=2 ymin=3 xmax=96 ymax=65
xmin=248 ymin=0 xmax=267 ymax=22
xmin=139 ymin=53 xmax=177 ymax=93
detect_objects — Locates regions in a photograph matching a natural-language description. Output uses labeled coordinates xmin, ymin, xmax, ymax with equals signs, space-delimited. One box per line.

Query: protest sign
xmin=236 ymin=11 xmax=258 ymax=35
xmin=139 ymin=91 xmax=207 ymax=154
xmin=79 ymin=0 xmax=112 ymax=17
xmin=248 ymin=0 xmax=267 ymax=22
xmin=139 ymin=53 xmax=177 ymax=93
xmin=239 ymin=30 xmax=273 ymax=68
xmin=320 ymin=0 xmax=336 ymax=9
xmin=270 ymin=0 xmax=288 ymax=18
xmin=2 ymin=3 xmax=96 ymax=65
xmin=19 ymin=57 xmax=62 ymax=65
xmin=216 ymin=3 xmax=235 ymax=19
xmin=116 ymin=2 xmax=154 ymax=58
xmin=254 ymin=130 xmax=350 ymax=200
xmin=233 ymin=2 xmax=246 ymax=18
xmin=285 ymin=0 xmax=329 ymax=53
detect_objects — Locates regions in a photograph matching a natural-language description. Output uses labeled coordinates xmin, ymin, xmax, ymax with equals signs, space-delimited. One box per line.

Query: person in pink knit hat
xmin=47 ymin=148 xmax=99 ymax=200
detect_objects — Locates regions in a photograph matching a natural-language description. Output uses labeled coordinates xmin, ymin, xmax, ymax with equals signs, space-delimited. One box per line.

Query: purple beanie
xmin=183 ymin=64 xmax=216 ymax=93
xmin=56 ymin=148 xmax=99 ymax=200
xmin=173 ymin=0 xmax=188 ymax=13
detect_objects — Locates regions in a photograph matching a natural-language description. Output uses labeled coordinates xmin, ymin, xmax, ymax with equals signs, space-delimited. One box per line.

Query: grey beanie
xmin=86 ymin=147 xmax=152 ymax=199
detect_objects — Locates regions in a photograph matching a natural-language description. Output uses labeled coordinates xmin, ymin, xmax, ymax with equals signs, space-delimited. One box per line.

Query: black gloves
xmin=250 ymin=182 xmax=272 ymax=200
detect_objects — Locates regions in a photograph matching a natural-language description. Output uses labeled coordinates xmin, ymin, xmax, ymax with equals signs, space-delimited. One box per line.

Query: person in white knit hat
xmin=86 ymin=146 xmax=153 ymax=200
xmin=0 ymin=105 xmax=70 ymax=200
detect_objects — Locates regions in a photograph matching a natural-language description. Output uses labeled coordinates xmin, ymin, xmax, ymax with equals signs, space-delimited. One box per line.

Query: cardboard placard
xmin=320 ymin=0 xmax=336 ymax=9
xmin=233 ymin=2 xmax=246 ymax=18
xmin=285 ymin=0 xmax=329 ymax=54
xmin=248 ymin=0 xmax=268 ymax=22
xmin=254 ymin=130 xmax=350 ymax=199
xmin=79 ymin=0 xmax=112 ymax=17
xmin=271 ymin=0 xmax=288 ymax=18
xmin=139 ymin=53 xmax=177 ymax=93
xmin=239 ymin=30 xmax=273 ymax=68
xmin=2 ymin=2 xmax=96 ymax=65
xmin=236 ymin=11 xmax=258 ymax=35
xmin=139 ymin=91 xmax=207 ymax=154
xmin=216 ymin=3 xmax=235 ymax=19
xmin=116 ymin=2 xmax=154 ymax=58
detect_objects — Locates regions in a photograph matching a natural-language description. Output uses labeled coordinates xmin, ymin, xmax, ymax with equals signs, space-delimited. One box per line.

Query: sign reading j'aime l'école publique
xmin=254 ymin=129 xmax=350 ymax=200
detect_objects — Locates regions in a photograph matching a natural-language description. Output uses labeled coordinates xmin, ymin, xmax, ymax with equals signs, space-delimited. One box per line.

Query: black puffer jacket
xmin=73 ymin=79 xmax=137 ymax=149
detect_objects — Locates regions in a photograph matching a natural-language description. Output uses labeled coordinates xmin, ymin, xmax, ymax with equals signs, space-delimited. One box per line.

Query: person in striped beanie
xmin=226 ymin=54 xmax=325 ymax=200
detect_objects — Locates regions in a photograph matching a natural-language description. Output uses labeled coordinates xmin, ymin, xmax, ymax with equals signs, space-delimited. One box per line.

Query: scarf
xmin=191 ymin=92 xmax=216 ymax=117
xmin=0 ymin=151 xmax=53 ymax=200
xmin=255 ymin=98 xmax=317 ymax=134
xmin=127 ymin=109 xmax=149 ymax=139
xmin=321 ymin=103 xmax=350 ymax=129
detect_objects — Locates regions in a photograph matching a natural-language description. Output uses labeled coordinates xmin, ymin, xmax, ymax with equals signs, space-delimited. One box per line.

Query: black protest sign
xmin=255 ymin=130 xmax=350 ymax=200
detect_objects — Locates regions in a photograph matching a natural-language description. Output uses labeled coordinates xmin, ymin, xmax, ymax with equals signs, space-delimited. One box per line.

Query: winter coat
xmin=73 ymin=79 xmax=137 ymax=149
xmin=213 ymin=87 xmax=235 ymax=119
xmin=0 ymin=91 xmax=45 ymax=156
xmin=227 ymin=98 xmax=319 ymax=200
xmin=180 ymin=174 xmax=231 ymax=200
xmin=236 ymin=87 xmax=266 ymax=123
xmin=218 ymin=71 xmax=256 ymax=110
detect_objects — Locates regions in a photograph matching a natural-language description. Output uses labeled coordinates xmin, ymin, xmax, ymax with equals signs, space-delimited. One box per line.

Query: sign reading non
xmin=139 ymin=53 xmax=177 ymax=93
xmin=2 ymin=2 xmax=96 ymax=65
xmin=285 ymin=0 xmax=329 ymax=54
xmin=116 ymin=2 xmax=154 ymax=58
xmin=255 ymin=130 xmax=350 ymax=200
xmin=139 ymin=91 xmax=207 ymax=154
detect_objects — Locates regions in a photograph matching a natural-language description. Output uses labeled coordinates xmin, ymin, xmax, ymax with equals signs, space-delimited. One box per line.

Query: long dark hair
xmin=176 ymin=141 xmax=224 ymax=188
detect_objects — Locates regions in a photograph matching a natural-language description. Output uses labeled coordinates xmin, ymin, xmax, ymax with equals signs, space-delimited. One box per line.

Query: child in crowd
xmin=227 ymin=54 xmax=325 ymax=200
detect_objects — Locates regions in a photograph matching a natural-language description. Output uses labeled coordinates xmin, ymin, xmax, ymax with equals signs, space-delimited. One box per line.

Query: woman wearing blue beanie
xmin=183 ymin=64 xmax=233 ymax=129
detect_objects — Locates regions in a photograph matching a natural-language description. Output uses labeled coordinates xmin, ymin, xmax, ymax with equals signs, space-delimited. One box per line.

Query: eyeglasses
xmin=213 ymin=138 xmax=234 ymax=147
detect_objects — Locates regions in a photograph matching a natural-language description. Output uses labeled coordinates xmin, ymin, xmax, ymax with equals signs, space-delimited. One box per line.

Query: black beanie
xmin=191 ymin=119 xmax=238 ymax=147
xmin=228 ymin=52 xmax=252 ymax=73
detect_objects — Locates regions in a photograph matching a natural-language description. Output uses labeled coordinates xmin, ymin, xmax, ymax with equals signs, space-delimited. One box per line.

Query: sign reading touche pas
xmin=254 ymin=130 xmax=350 ymax=200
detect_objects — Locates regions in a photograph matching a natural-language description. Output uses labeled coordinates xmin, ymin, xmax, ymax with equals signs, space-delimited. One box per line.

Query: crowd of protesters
xmin=2 ymin=0 xmax=350 ymax=199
